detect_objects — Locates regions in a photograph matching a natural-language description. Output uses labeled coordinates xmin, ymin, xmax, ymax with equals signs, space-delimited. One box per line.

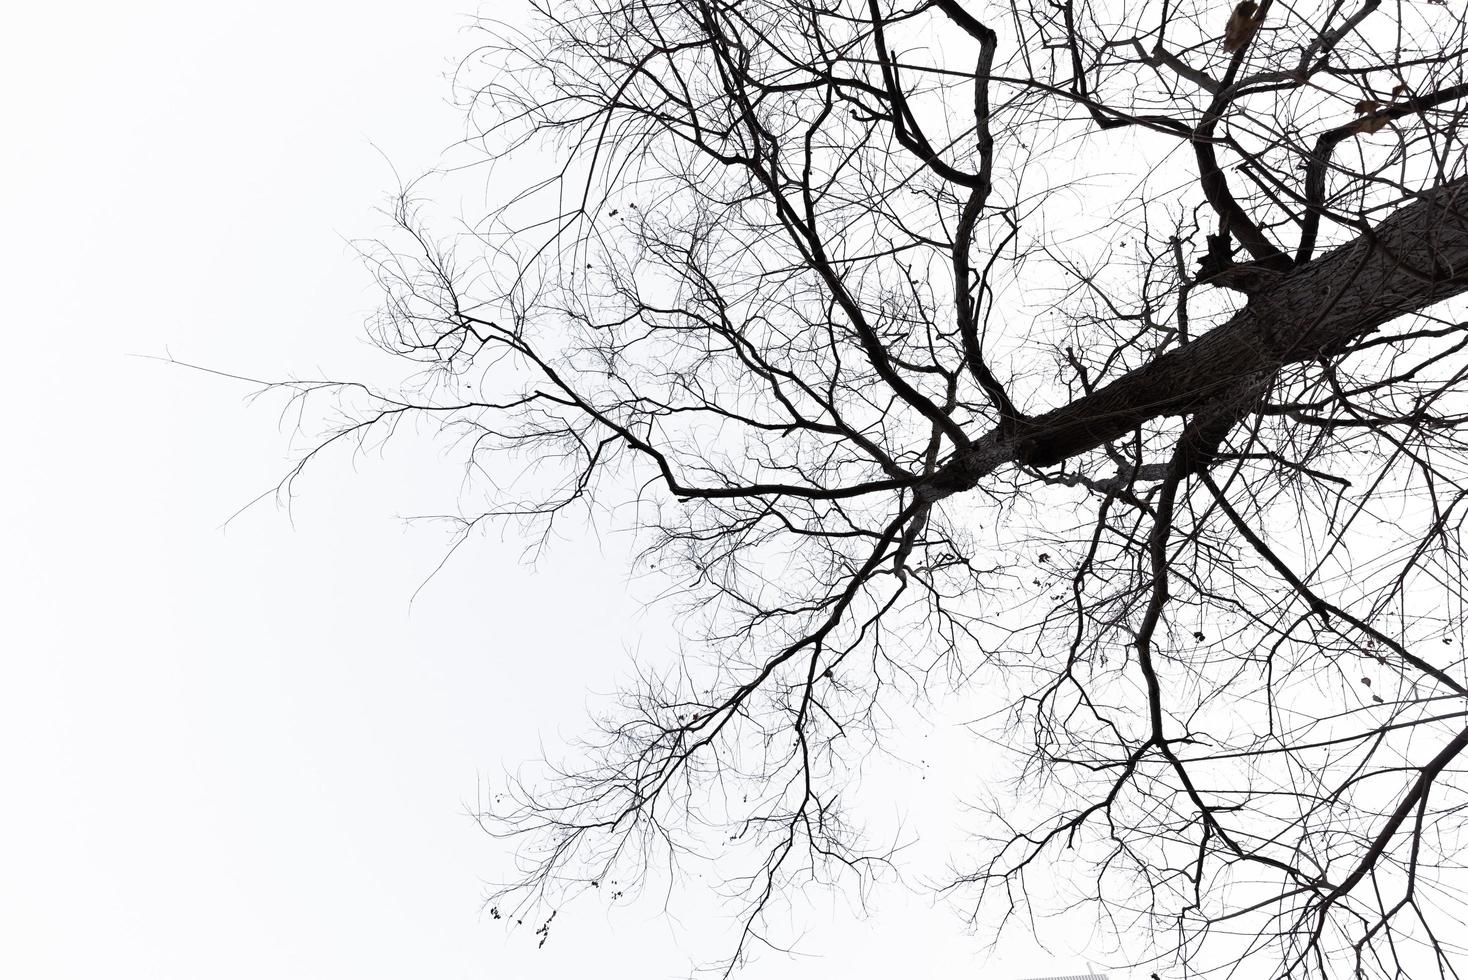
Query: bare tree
xmin=270 ymin=0 xmax=1468 ymax=976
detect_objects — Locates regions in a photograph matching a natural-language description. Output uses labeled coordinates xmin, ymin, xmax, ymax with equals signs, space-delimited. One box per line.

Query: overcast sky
xmin=4 ymin=4 xmax=1113 ymax=978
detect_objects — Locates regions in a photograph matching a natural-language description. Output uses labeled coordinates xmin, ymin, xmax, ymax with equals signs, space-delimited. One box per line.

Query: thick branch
xmin=919 ymin=178 xmax=1468 ymax=500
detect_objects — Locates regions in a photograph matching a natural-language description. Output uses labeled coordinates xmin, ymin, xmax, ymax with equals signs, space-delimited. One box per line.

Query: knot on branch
xmin=1197 ymin=229 xmax=1291 ymax=295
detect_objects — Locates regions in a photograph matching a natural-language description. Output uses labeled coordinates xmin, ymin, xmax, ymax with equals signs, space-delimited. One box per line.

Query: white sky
xmin=3 ymin=3 xmax=1113 ymax=978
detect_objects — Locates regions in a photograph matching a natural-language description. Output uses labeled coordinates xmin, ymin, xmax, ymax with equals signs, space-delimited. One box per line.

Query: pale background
xmin=3 ymin=3 xmax=1114 ymax=978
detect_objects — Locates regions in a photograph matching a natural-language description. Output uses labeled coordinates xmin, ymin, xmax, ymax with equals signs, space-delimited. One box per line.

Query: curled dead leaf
xmin=1222 ymin=1 xmax=1263 ymax=52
